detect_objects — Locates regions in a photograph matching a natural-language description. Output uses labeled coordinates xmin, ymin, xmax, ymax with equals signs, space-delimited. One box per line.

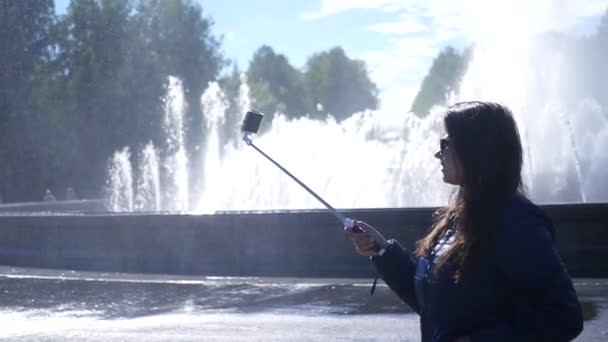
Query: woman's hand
xmin=344 ymin=220 xmax=389 ymax=257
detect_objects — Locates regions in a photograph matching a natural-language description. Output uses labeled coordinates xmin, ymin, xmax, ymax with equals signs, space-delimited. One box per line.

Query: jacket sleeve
xmin=371 ymin=240 xmax=420 ymax=313
xmin=471 ymin=210 xmax=583 ymax=342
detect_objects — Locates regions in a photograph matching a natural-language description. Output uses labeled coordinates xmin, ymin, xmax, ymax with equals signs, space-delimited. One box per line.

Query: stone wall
xmin=0 ymin=199 xmax=108 ymax=213
xmin=0 ymin=203 xmax=606 ymax=278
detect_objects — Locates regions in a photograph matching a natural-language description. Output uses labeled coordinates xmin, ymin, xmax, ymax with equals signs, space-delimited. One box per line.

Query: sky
xmin=55 ymin=0 xmax=608 ymax=112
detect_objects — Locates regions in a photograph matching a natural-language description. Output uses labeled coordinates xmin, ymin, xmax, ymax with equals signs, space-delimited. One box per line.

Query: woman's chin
xmin=442 ymin=174 xmax=458 ymax=185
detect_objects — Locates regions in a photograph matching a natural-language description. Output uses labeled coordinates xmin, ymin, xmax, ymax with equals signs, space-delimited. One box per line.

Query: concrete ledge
xmin=0 ymin=199 xmax=108 ymax=213
xmin=0 ymin=203 xmax=606 ymax=278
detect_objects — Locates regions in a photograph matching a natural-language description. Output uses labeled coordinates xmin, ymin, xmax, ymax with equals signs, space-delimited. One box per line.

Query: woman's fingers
xmin=360 ymin=238 xmax=377 ymax=251
xmin=356 ymin=220 xmax=389 ymax=249
xmin=353 ymin=234 xmax=373 ymax=246
xmin=344 ymin=220 xmax=387 ymax=256
xmin=356 ymin=243 xmax=378 ymax=256
xmin=351 ymin=234 xmax=378 ymax=256
xmin=343 ymin=226 xmax=357 ymax=237
xmin=354 ymin=220 xmax=374 ymax=230
xmin=345 ymin=222 xmax=376 ymax=243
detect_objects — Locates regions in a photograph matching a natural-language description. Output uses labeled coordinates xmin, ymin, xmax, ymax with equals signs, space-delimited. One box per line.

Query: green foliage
xmin=52 ymin=0 xmax=134 ymax=196
xmin=130 ymin=0 xmax=226 ymax=183
xmin=410 ymin=46 xmax=471 ymax=117
xmin=246 ymin=45 xmax=310 ymax=126
xmin=0 ymin=1 xmax=378 ymax=202
xmin=217 ymin=64 xmax=242 ymax=144
xmin=245 ymin=45 xmax=378 ymax=124
xmin=133 ymin=0 xmax=224 ymax=94
xmin=0 ymin=0 xmax=56 ymax=201
xmin=0 ymin=0 xmax=225 ymax=201
xmin=304 ymin=47 xmax=378 ymax=121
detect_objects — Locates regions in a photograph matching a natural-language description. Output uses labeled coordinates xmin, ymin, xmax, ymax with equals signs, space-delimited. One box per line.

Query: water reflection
xmin=0 ymin=268 xmax=410 ymax=319
xmin=0 ymin=267 xmax=606 ymax=341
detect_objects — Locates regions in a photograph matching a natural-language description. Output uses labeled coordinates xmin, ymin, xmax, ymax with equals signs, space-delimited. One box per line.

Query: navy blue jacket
xmin=372 ymin=196 xmax=583 ymax=341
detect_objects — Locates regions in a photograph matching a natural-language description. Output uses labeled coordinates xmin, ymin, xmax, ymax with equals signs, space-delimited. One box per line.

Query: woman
xmin=345 ymin=101 xmax=583 ymax=341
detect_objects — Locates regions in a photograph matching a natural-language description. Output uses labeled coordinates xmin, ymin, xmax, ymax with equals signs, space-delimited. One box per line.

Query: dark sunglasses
xmin=440 ymin=138 xmax=450 ymax=154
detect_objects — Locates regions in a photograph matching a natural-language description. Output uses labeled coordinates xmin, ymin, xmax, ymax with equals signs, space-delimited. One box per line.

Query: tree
xmin=247 ymin=45 xmax=310 ymax=124
xmin=218 ymin=63 xmax=244 ymax=144
xmin=53 ymin=0 xmax=135 ymax=197
xmin=134 ymin=0 xmax=224 ymax=95
xmin=304 ymin=47 xmax=378 ymax=121
xmin=133 ymin=0 xmax=226 ymax=185
xmin=0 ymin=0 xmax=54 ymax=116
xmin=0 ymin=0 xmax=55 ymax=201
xmin=410 ymin=46 xmax=471 ymax=117
xmin=45 ymin=0 xmax=225 ymax=199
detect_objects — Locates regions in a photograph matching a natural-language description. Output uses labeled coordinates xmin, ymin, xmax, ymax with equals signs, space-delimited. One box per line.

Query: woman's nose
xmin=434 ymin=151 xmax=441 ymax=159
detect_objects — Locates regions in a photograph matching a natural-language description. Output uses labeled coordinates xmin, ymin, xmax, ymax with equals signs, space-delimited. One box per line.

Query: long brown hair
xmin=416 ymin=101 xmax=524 ymax=280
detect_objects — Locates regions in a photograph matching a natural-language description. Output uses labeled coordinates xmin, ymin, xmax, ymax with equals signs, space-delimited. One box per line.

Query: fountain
xmin=107 ymin=147 xmax=133 ymax=212
xmin=198 ymin=82 xmax=229 ymax=214
xmin=161 ymin=76 xmax=189 ymax=212
xmin=134 ymin=143 xmax=161 ymax=212
xmin=105 ymin=75 xmax=455 ymax=212
xmin=107 ymin=69 xmax=608 ymax=213
xmin=456 ymin=35 xmax=608 ymax=204
xmin=103 ymin=3 xmax=608 ymax=213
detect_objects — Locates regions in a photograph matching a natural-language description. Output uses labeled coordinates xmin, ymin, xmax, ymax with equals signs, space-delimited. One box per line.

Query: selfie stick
xmin=241 ymin=110 xmax=357 ymax=230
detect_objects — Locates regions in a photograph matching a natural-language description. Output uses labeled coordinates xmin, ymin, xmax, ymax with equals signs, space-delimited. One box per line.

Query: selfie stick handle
xmin=243 ymin=134 xmax=356 ymax=229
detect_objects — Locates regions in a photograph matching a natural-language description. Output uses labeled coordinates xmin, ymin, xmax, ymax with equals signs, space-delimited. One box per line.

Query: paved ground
xmin=0 ymin=267 xmax=605 ymax=341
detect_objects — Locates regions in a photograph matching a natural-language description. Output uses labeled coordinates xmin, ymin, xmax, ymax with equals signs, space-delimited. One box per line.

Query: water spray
xmin=241 ymin=110 xmax=362 ymax=232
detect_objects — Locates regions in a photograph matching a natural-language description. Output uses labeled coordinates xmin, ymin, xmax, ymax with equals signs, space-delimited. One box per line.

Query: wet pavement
xmin=0 ymin=266 xmax=606 ymax=341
